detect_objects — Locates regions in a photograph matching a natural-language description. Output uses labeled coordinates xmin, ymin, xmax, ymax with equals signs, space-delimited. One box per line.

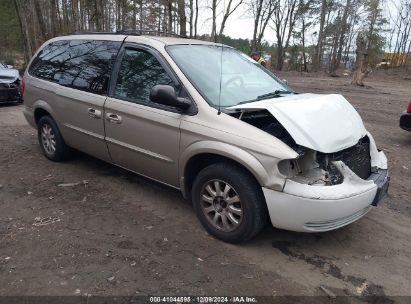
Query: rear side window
xmin=113 ymin=48 xmax=174 ymax=103
xmin=29 ymin=39 xmax=121 ymax=95
xmin=29 ymin=40 xmax=70 ymax=82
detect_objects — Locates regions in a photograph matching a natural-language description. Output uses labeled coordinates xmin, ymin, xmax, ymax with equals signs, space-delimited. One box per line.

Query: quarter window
xmin=29 ymin=39 xmax=121 ymax=95
xmin=114 ymin=48 xmax=174 ymax=104
xmin=28 ymin=40 xmax=70 ymax=82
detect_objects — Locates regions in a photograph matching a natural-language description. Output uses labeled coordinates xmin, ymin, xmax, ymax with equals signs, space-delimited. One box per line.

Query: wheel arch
xmin=33 ymin=100 xmax=55 ymax=125
xmin=180 ymin=141 xmax=271 ymax=198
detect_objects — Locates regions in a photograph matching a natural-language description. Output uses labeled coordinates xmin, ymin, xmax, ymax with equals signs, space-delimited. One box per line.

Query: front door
xmin=104 ymin=45 xmax=182 ymax=187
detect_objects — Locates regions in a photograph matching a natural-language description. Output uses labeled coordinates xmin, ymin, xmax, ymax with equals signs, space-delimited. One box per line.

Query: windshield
xmin=167 ymin=45 xmax=291 ymax=107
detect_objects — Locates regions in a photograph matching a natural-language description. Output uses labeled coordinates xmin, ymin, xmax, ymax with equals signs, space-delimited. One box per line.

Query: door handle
xmin=106 ymin=113 xmax=122 ymax=124
xmin=88 ymin=108 xmax=102 ymax=119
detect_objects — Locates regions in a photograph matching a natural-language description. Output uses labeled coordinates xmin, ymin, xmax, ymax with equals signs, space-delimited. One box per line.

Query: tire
xmin=37 ymin=115 xmax=70 ymax=161
xmin=192 ymin=163 xmax=267 ymax=243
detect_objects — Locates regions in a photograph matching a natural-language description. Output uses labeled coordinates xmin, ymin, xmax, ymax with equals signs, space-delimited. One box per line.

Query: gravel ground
xmin=0 ymin=73 xmax=410 ymax=300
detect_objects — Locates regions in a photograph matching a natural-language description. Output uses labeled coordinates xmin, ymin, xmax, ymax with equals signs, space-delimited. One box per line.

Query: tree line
xmin=0 ymin=0 xmax=410 ymax=78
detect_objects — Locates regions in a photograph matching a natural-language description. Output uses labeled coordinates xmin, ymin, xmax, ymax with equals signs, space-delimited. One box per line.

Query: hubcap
xmin=200 ymin=180 xmax=243 ymax=232
xmin=41 ymin=123 xmax=56 ymax=155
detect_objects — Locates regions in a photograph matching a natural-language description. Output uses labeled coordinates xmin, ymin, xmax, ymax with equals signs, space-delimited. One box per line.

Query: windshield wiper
xmin=237 ymin=89 xmax=294 ymax=105
xmin=256 ymin=90 xmax=293 ymax=101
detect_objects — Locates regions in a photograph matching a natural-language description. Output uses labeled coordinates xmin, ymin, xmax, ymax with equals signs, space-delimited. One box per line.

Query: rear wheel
xmin=37 ymin=116 xmax=70 ymax=161
xmin=192 ymin=163 xmax=267 ymax=243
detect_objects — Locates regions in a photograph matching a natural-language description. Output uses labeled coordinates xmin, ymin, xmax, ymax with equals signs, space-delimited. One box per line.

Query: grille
xmin=317 ymin=136 xmax=371 ymax=181
xmin=0 ymin=83 xmax=18 ymax=89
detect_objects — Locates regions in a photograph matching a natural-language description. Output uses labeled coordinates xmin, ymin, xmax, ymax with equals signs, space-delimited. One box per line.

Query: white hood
xmin=231 ymin=93 xmax=367 ymax=153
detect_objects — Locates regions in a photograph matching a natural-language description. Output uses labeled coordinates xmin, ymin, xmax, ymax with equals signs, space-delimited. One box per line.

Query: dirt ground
xmin=0 ymin=73 xmax=410 ymax=300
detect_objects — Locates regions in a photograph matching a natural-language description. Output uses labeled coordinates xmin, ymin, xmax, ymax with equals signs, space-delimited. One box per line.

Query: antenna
xmin=217 ymin=0 xmax=226 ymax=115
xmin=217 ymin=44 xmax=223 ymax=115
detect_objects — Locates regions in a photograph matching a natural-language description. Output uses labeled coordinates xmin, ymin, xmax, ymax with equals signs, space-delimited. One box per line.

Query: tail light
xmin=20 ymin=78 xmax=25 ymax=97
xmin=407 ymin=102 xmax=411 ymax=113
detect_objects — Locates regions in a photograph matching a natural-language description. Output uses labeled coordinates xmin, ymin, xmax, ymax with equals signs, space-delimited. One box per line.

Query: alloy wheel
xmin=200 ymin=179 xmax=243 ymax=232
xmin=41 ymin=123 xmax=56 ymax=155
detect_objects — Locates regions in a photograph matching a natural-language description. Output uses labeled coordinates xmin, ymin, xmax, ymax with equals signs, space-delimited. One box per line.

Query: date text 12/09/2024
xmin=149 ymin=296 xmax=257 ymax=303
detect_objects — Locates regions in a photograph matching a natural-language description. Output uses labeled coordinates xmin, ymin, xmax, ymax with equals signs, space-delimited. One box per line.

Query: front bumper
xmin=0 ymin=86 xmax=22 ymax=103
xmin=400 ymin=112 xmax=411 ymax=132
xmin=263 ymin=163 xmax=389 ymax=232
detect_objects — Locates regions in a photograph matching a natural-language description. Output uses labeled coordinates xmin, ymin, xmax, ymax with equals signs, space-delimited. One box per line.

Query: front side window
xmin=167 ymin=45 xmax=291 ymax=107
xmin=113 ymin=48 xmax=174 ymax=104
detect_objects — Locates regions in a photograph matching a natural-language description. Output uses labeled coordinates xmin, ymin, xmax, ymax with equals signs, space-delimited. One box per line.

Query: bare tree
xmin=329 ymin=0 xmax=352 ymax=74
xmin=271 ymin=0 xmax=299 ymax=70
xmin=390 ymin=0 xmax=411 ymax=67
xmin=189 ymin=0 xmax=194 ymax=37
xmin=168 ymin=0 xmax=173 ymax=32
xmin=50 ymin=0 xmax=58 ymax=35
xmin=95 ymin=0 xmax=104 ymax=31
xmin=13 ymin=0 xmax=32 ymax=61
xmin=312 ymin=0 xmax=327 ymax=71
xmin=250 ymin=0 xmax=276 ymax=51
xmin=178 ymin=0 xmax=187 ymax=36
xmin=210 ymin=0 xmax=218 ymax=41
xmin=194 ymin=0 xmax=199 ymax=37
xmin=296 ymin=0 xmax=313 ymax=72
xmin=34 ymin=0 xmax=48 ymax=40
xmin=218 ymin=0 xmax=244 ymax=38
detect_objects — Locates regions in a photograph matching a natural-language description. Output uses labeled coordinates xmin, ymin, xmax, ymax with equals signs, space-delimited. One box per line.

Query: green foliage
xmin=363 ymin=0 xmax=388 ymax=67
xmin=367 ymin=32 xmax=386 ymax=66
xmin=288 ymin=45 xmax=302 ymax=71
xmin=221 ymin=35 xmax=252 ymax=54
xmin=0 ymin=0 xmax=21 ymax=53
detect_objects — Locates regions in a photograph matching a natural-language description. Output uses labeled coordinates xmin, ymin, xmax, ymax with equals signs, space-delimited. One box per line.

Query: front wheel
xmin=192 ymin=163 xmax=267 ymax=243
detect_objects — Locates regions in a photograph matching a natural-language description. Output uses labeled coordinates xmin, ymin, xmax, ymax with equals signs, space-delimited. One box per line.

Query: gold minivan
xmin=23 ymin=33 xmax=389 ymax=243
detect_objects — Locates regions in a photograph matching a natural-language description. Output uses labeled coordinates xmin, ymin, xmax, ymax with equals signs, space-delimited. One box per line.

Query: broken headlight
xmin=278 ymin=150 xmax=344 ymax=186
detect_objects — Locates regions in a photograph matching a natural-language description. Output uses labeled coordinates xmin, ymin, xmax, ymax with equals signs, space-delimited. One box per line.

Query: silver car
xmin=23 ymin=33 xmax=389 ymax=243
xmin=0 ymin=63 xmax=23 ymax=104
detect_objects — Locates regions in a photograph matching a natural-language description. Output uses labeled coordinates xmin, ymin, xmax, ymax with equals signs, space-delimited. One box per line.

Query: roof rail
xmin=116 ymin=30 xmax=185 ymax=38
xmin=70 ymin=30 xmax=185 ymax=38
xmin=71 ymin=31 xmax=116 ymax=35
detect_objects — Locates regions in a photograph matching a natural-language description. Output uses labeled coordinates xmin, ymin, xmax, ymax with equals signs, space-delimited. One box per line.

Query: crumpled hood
xmin=0 ymin=68 xmax=19 ymax=83
xmin=230 ymin=93 xmax=367 ymax=153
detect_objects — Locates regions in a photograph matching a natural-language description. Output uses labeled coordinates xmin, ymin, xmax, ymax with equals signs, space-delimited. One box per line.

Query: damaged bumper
xmin=263 ymin=161 xmax=389 ymax=232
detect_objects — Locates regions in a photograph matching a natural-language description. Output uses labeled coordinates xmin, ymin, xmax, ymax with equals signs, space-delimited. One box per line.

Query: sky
xmin=194 ymin=0 xmax=402 ymax=50
xmin=196 ymin=2 xmax=278 ymax=43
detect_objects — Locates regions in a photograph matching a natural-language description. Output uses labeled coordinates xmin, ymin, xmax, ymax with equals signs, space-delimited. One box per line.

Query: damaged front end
xmin=0 ymin=75 xmax=23 ymax=103
xmin=228 ymin=100 xmax=389 ymax=232
xmin=278 ymin=136 xmax=372 ymax=187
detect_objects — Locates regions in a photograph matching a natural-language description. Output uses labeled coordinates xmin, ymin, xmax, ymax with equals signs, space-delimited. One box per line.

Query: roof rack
xmin=71 ymin=31 xmax=115 ymax=35
xmin=70 ymin=30 xmax=185 ymax=38
xmin=117 ymin=30 xmax=185 ymax=38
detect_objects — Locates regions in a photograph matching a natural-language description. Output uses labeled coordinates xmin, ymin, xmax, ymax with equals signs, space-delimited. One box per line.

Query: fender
xmin=179 ymin=140 xmax=286 ymax=193
xmin=31 ymin=100 xmax=67 ymax=138
xmin=33 ymin=99 xmax=55 ymax=119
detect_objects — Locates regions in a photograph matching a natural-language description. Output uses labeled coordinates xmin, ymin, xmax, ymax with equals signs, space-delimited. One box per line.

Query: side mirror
xmin=282 ymin=79 xmax=288 ymax=85
xmin=7 ymin=65 xmax=13 ymax=69
xmin=150 ymin=85 xmax=191 ymax=110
